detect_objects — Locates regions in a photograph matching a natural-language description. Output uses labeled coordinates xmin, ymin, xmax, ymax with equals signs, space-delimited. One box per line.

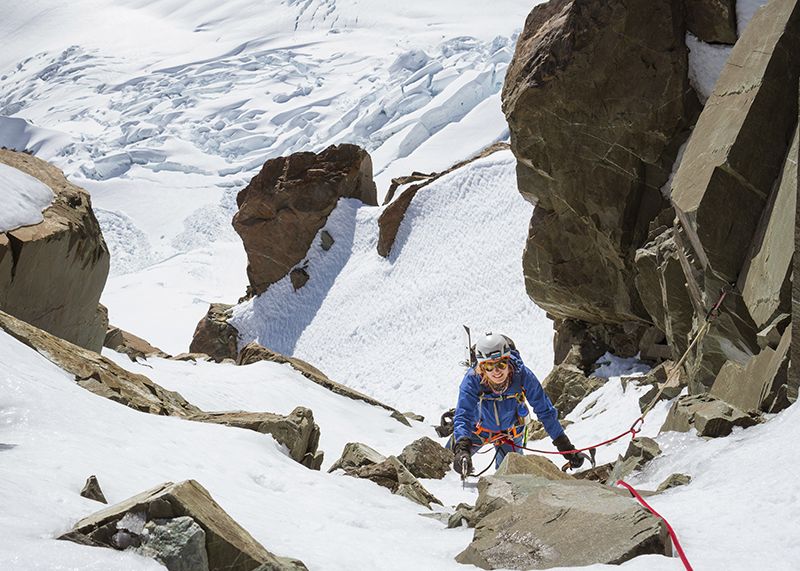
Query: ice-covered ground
xmin=0 ymin=162 xmax=54 ymax=232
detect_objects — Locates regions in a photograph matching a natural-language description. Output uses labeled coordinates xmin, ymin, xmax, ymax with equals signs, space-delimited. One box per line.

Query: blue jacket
xmin=453 ymin=350 xmax=564 ymax=442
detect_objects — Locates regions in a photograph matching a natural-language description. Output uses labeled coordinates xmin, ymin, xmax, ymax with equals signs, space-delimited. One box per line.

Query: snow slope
xmin=0 ymin=163 xmax=54 ymax=232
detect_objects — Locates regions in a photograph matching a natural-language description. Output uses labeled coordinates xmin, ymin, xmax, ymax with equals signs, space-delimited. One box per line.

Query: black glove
xmin=452 ymin=437 xmax=473 ymax=476
xmin=553 ymin=433 xmax=584 ymax=470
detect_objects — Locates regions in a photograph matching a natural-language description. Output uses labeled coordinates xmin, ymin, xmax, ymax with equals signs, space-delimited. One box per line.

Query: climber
xmin=449 ymin=332 xmax=584 ymax=477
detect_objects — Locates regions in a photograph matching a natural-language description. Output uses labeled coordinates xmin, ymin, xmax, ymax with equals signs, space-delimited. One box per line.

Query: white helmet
xmin=474 ymin=332 xmax=511 ymax=363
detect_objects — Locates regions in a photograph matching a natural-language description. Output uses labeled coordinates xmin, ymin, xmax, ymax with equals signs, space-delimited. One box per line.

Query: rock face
xmin=189 ymin=303 xmax=239 ymax=363
xmin=189 ymin=408 xmax=323 ymax=470
xmin=60 ymin=480 xmax=307 ymax=571
xmin=456 ymin=475 xmax=669 ymax=569
xmin=638 ymin=0 xmax=799 ymax=396
xmin=502 ymin=0 xmax=696 ymax=325
xmin=685 ymin=0 xmax=738 ymax=44
xmin=0 ymin=149 xmax=109 ymax=351
xmin=397 ymin=437 xmax=453 ymax=480
xmin=0 ymin=309 xmax=200 ymax=417
xmin=233 ymin=144 xmax=377 ymax=295
xmin=661 ymin=393 xmax=759 ymax=437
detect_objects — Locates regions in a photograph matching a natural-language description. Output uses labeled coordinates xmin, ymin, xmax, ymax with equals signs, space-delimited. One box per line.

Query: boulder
xmin=328 ymin=442 xmax=386 ymax=473
xmin=0 ymin=149 xmax=109 ymax=351
xmin=502 ymin=0 xmax=697 ymax=324
xmin=494 ymin=453 xmax=573 ymax=480
xmin=190 ymin=407 xmax=323 ymax=470
xmin=189 ymin=303 xmax=239 ymax=363
xmin=0 ymin=309 xmax=200 ymax=417
xmin=347 ymin=456 xmax=442 ymax=509
xmin=289 ymin=266 xmax=309 ymax=290
xmin=710 ymin=327 xmax=791 ymax=413
xmin=59 ymin=480 xmax=306 ymax=571
xmin=232 ymin=144 xmax=377 ymax=295
xmin=541 ymin=364 xmax=603 ymax=418
xmin=81 ymin=475 xmax=108 ymax=504
xmin=104 ymin=326 xmax=170 ymax=361
xmin=656 ymin=473 xmax=692 ymax=492
xmin=135 ymin=516 xmax=209 ymax=571
xmin=609 ymin=437 xmax=662 ymax=482
xmin=634 ymin=361 xmax=687 ymax=413
xmin=660 ymin=393 xmax=759 ymax=437
xmin=237 ymin=342 xmax=407 ymax=422
xmin=397 ymin=437 xmax=453 ymax=480
xmin=552 ymin=318 xmax=651 ymax=373
xmin=456 ymin=475 xmax=669 ymax=569
xmin=685 ymin=0 xmax=738 ymax=44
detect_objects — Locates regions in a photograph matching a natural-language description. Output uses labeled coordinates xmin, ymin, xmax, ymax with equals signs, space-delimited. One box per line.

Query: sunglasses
xmin=481 ymin=359 xmax=509 ymax=372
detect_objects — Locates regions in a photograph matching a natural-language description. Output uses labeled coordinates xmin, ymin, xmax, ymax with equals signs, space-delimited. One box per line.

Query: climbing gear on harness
xmin=475 ymin=332 xmax=511 ymax=363
xmin=435 ymin=409 xmax=455 ymax=437
xmin=480 ymin=358 xmax=509 ymax=372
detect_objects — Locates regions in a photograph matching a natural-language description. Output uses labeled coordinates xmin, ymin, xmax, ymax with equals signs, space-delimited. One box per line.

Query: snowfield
xmin=0 ymin=0 xmax=793 ymax=570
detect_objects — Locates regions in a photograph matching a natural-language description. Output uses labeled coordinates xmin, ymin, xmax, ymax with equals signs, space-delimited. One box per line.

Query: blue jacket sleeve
xmin=520 ymin=364 xmax=564 ymax=441
xmin=453 ymin=371 xmax=480 ymax=442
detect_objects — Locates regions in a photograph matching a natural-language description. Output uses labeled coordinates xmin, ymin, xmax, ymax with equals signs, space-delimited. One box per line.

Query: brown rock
xmin=233 ymin=144 xmax=377 ymax=295
xmin=349 ymin=456 xmax=442 ymax=509
xmin=104 ymin=326 xmax=170 ymax=360
xmin=189 ymin=303 xmax=239 ymax=363
xmin=0 ymin=149 xmax=109 ymax=351
xmin=685 ymin=0 xmax=738 ymax=44
xmin=656 ymin=473 xmax=691 ymax=492
xmin=60 ymin=480 xmax=307 ymax=571
xmin=328 ymin=442 xmax=386 ymax=473
xmin=541 ymin=364 xmax=603 ymax=418
xmin=660 ymin=393 xmax=759 ymax=437
xmin=494 ymin=453 xmax=573 ymax=480
xmin=289 ymin=267 xmax=309 ymax=290
xmin=502 ymin=0 xmax=697 ymax=324
xmin=397 ymin=437 xmax=453 ymax=480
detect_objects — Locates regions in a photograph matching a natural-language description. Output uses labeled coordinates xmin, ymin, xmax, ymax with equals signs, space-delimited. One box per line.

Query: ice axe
xmin=561 ymin=447 xmax=596 ymax=472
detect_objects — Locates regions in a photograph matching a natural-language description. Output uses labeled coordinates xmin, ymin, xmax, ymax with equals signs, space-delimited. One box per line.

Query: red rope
xmin=616 ymin=480 xmax=693 ymax=571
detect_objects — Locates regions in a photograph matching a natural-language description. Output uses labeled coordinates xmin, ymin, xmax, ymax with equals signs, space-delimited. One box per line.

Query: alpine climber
xmin=449 ymin=332 xmax=584 ymax=476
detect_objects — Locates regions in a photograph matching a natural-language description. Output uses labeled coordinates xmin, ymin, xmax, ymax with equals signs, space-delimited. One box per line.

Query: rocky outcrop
xmin=0 ymin=149 xmax=109 ymax=351
xmin=502 ymin=0 xmax=697 ymax=325
xmin=189 ymin=303 xmax=239 ymax=362
xmin=189 ymin=408 xmax=323 ymax=470
xmin=328 ymin=442 xmax=386 ymax=473
xmin=608 ymin=437 xmax=662 ymax=482
xmin=1 ymin=310 xmax=322 ymax=468
xmin=637 ymin=0 xmax=799 ymax=396
xmin=60 ymin=480 xmax=307 ymax=571
xmin=685 ymin=0 xmax=738 ymax=44
xmin=233 ymin=144 xmax=377 ymax=295
xmin=661 ymin=393 xmax=759 ymax=437
xmin=0 ymin=309 xmax=200 ymax=417
xmin=541 ymin=364 xmax=603 ymax=418
xmin=397 ymin=437 xmax=453 ymax=480
xmin=237 ymin=342 xmax=408 ymax=423
xmin=104 ymin=326 xmax=170 ymax=360
xmin=345 ymin=456 xmax=442 ymax=509
xmin=628 ymin=361 xmax=686 ymax=413
xmin=456 ymin=475 xmax=669 ymax=569
xmin=656 ymin=473 xmax=691 ymax=492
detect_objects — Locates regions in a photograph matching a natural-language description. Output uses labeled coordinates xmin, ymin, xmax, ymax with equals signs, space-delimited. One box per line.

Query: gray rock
xmin=289 ymin=267 xmax=309 ymax=291
xmin=660 ymin=394 xmax=759 ymax=437
xmin=397 ymin=437 xmax=452 ymax=480
xmin=541 ymin=364 xmax=603 ymax=418
xmin=59 ymin=480 xmax=306 ymax=571
xmin=389 ymin=410 xmax=412 ymax=427
xmin=456 ymin=475 xmax=669 ymax=568
xmin=656 ymin=473 xmax=691 ymax=492
xmin=348 ymin=456 xmax=442 ymax=509
xmin=136 ymin=516 xmax=209 ymax=571
xmin=81 ymin=475 xmax=108 ymax=504
xmin=320 ymin=230 xmax=334 ymax=251
xmin=328 ymin=442 xmax=386 ymax=473
xmin=494 ymin=453 xmax=573 ymax=480
xmin=609 ymin=437 xmax=662 ymax=482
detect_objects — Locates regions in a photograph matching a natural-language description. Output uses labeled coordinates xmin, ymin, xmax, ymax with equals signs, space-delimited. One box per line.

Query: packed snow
xmin=1 ymin=0 xmax=796 ymax=570
xmin=0 ymin=163 xmax=54 ymax=232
